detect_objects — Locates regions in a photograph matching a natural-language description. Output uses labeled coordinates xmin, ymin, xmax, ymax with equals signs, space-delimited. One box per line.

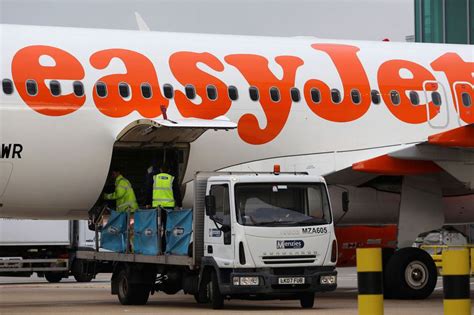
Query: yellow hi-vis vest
xmin=152 ymin=173 xmax=175 ymax=208
xmin=104 ymin=175 xmax=138 ymax=212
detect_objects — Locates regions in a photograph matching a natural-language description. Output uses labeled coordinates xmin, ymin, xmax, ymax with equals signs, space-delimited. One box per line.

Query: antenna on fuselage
xmin=135 ymin=12 xmax=151 ymax=31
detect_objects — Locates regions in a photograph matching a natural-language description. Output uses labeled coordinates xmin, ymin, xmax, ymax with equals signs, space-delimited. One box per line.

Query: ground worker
xmin=103 ymin=168 xmax=138 ymax=252
xmin=103 ymin=168 xmax=138 ymax=213
xmin=147 ymin=165 xmax=182 ymax=251
xmin=147 ymin=165 xmax=182 ymax=210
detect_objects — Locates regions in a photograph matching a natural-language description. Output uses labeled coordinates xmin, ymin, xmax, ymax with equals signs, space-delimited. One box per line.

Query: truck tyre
xmin=73 ymin=273 xmax=94 ymax=283
xmin=117 ymin=269 xmax=150 ymax=305
xmin=299 ymin=293 xmax=315 ymax=309
xmin=195 ymin=271 xmax=210 ymax=304
xmin=208 ymin=271 xmax=224 ymax=309
xmin=384 ymin=247 xmax=437 ymax=299
xmin=194 ymin=292 xmax=209 ymax=304
xmin=45 ymin=272 xmax=63 ymax=283
xmin=72 ymin=259 xmax=94 ymax=283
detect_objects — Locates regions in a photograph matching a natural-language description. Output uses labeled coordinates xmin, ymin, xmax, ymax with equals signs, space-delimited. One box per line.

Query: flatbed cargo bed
xmin=76 ymin=250 xmax=194 ymax=267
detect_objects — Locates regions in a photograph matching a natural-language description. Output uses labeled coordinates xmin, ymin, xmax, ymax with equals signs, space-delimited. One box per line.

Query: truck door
xmin=204 ymin=182 xmax=234 ymax=267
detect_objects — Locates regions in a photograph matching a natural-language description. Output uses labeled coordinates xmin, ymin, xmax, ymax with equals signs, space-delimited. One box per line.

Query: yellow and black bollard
xmin=442 ymin=249 xmax=471 ymax=315
xmin=357 ymin=248 xmax=383 ymax=315
xmin=471 ymin=248 xmax=473 ymax=275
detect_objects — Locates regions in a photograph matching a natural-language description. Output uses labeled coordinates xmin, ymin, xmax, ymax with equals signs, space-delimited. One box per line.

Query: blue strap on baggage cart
xmin=165 ymin=209 xmax=193 ymax=255
xmin=100 ymin=210 xmax=128 ymax=253
xmin=133 ymin=209 xmax=159 ymax=255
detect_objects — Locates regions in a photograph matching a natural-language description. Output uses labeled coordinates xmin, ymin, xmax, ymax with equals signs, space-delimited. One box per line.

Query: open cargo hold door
xmin=106 ymin=116 xmax=237 ymax=208
xmin=116 ymin=117 xmax=237 ymax=145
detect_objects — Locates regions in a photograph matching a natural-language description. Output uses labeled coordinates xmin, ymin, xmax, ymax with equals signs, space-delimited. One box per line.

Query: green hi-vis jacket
xmin=104 ymin=175 xmax=138 ymax=212
xmin=152 ymin=173 xmax=175 ymax=208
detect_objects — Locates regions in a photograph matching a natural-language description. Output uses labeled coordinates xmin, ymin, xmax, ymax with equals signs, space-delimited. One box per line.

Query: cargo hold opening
xmin=96 ymin=118 xmax=236 ymax=209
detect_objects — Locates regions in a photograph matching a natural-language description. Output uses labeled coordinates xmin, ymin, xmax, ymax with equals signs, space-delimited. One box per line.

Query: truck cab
xmin=199 ymin=171 xmax=337 ymax=308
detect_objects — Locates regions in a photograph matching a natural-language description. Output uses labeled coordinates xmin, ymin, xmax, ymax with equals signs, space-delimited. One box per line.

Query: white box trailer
xmin=0 ymin=219 xmax=97 ymax=282
xmin=0 ymin=219 xmax=70 ymax=246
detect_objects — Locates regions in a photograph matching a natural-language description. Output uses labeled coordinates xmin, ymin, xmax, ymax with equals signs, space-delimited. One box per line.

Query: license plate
xmin=278 ymin=277 xmax=305 ymax=285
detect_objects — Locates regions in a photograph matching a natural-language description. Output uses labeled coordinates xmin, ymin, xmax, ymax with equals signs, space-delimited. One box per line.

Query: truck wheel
xmin=72 ymin=259 xmax=94 ymax=283
xmin=384 ymin=247 xmax=437 ymax=299
xmin=194 ymin=292 xmax=209 ymax=304
xmin=299 ymin=293 xmax=315 ymax=309
xmin=73 ymin=273 xmax=94 ymax=283
xmin=117 ymin=269 xmax=150 ymax=305
xmin=45 ymin=272 xmax=63 ymax=283
xmin=195 ymin=271 xmax=210 ymax=304
xmin=208 ymin=271 xmax=224 ymax=309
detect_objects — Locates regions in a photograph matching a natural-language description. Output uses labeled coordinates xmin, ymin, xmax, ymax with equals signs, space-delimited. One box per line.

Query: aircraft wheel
xmin=384 ymin=247 xmax=437 ymax=299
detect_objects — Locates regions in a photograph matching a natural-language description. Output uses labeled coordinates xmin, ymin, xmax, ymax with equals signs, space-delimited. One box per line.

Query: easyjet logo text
xmin=9 ymin=45 xmax=474 ymax=145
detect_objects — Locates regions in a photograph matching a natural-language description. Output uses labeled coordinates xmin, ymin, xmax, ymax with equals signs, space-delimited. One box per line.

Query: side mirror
xmin=342 ymin=191 xmax=349 ymax=212
xmin=220 ymin=224 xmax=231 ymax=233
xmin=205 ymin=195 xmax=216 ymax=217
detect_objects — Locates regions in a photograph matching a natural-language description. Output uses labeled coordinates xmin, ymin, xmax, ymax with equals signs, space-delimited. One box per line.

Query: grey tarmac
xmin=0 ymin=268 xmax=472 ymax=315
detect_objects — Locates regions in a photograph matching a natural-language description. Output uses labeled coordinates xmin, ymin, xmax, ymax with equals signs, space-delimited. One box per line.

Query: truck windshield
xmin=235 ymin=183 xmax=331 ymax=227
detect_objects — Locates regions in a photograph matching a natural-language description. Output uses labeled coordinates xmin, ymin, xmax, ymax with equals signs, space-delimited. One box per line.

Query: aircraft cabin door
xmin=452 ymin=81 xmax=473 ymax=125
xmin=423 ymin=81 xmax=449 ymax=129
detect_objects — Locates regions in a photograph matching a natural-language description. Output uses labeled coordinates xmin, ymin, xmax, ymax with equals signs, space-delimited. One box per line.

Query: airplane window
xmin=49 ymin=80 xmax=61 ymax=96
xmin=228 ymin=85 xmax=238 ymax=101
xmin=461 ymin=92 xmax=472 ymax=107
xmin=351 ymin=89 xmax=361 ymax=104
xmin=26 ymin=80 xmax=38 ymax=96
xmin=2 ymin=79 xmax=14 ymax=95
xmin=207 ymin=85 xmax=217 ymax=101
xmin=185 ymin=84 xmax=196 ymax=99
xmin=95 ymin=82 xmax=107 ymax=98
xmin=310 ymin=88 xmax=321 ymax=103
xmin=409 ymin=91 xmax=420 ymax=105
xmin=371 ymin=90 xmax=381 ymax=104
xmin=431 ymin=91 xmax=442 ymax=106
xmin=73 ymin=81 xmax=84 ymax=97
xmin=390 ymin=90 xmax=400 ymax=105
xmin=331 ymin=89 xmax=341 ymax=104
xmin=141 ymin=83 xmax=152 ymax=99
xmin=119 ymin=82 xmax=130 ymax=98
xmin=163 ymin=84 xmax=174 ymax=99
xmin=270 ymin=87 xmax=280 ymax=102
xmin=291 ymin=87 xmax=300 ymax=102
xmin=249 ymin=86 xmax=259 ymax=101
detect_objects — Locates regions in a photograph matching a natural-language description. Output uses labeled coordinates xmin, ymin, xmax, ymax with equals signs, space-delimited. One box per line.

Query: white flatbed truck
xmin=77 ymin=171 xmax=340 ymax=309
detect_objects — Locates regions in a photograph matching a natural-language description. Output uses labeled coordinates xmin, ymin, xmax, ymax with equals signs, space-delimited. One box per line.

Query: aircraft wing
xmin=324 ymin=124 xmax=474 ymax=196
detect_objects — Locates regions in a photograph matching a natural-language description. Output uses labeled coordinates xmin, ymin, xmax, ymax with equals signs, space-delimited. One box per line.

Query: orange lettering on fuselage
xmin=431 ymin=53 xmax=473 ymax=123
xmin=225 ymin=54 xmax=304 ymax=145
xmin=90 ymin=49 xmax=168 ymax=118
xmin=11 ymin=45 xmax=85 ymax=116
xmin=169 ymin=52 xmax=231 ymax=119
xmin=377 ymin=60 xmax=438 ymax=124
xmin=304 ymin=44 xmax=371 ymax=122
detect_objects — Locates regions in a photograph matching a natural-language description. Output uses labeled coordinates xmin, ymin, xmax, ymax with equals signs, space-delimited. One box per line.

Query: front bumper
xmin=219 ymin=266 xmax=337 ymax=297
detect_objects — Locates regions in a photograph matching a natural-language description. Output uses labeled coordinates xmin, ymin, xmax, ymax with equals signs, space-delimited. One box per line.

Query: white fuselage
xmin=0 ymin=24 xmax=472 ymax=220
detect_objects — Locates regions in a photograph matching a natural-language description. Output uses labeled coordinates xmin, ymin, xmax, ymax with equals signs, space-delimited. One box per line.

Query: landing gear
xmin=384 ymin=248 xmax=437 ymax=299
xmin=299 ymin=292 xmax=315 ymax=308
